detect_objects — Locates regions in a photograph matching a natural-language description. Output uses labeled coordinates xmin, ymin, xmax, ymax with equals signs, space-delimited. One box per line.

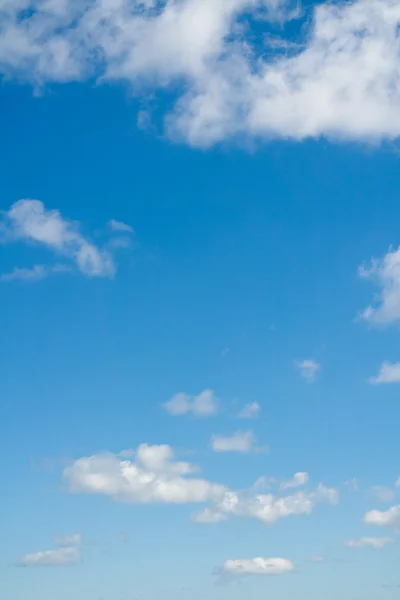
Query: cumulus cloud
xmin=194 ymin=483 xmax=338 ymax=525
xmin=163 ymin=389 xmax=219 ymax=417
xmin=0 ymin=200 xmax=115 ymax=279
xmin=218 ymin=557 xmax=294 ymax=580
xmin=295 ymin=359 xmax=320 ymax=383
xmin=369 ymin=362 xmax=400 ymax=384
xmin=346 ymin=537 xmax=394 ymax=549
xmin=360 ymin=246 xmax=400 ymax=325
xmin=237 ymin=402 xmax=260 ymax=419
xmin=2 ymin=1 xmax=400 ymax=147
xmin=364 ymin=505 xmax=400 ymax=528
xmin=280 ymin=472 xmax=309 ymax=491
xmin=63 ymin=443 xmax=227 ymax=504
xmin=16 ymin=547 xmax=80 ymax=567
xmin=211 ymin=431 xmax=265 ymax=453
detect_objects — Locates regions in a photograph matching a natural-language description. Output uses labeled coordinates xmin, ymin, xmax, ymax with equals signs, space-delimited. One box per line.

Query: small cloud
xmin=295 ymin=359 xmax=320 ymax=383
xmin=211 ymin=431 xmax=266 ymax=454
xmin=108 ymin=219 xmax=134 ymax=233
xmin=216 ymin=557 xmax=294 ymax=582
xmin=1 ymin=263 xmax=70 ymax=282
xmin=359 ymin=247 xmax=400 ymax=326
xmin=369 ymin=362 xmax=400 ymax=384
xmin=372 ymin=486 xmax=395 ymax=504
xmin=16 ymin=547 xmax=80 ymax=567
xmin=0 ymin=199 xmax=115 ymax=279
xmin=54 ymin=533 xmax=82 ymax=547
xmin=308 ymin=555 xmax=326 ymax=563
xmin=345 ymin=537 xmax=394 ymax=549
xmin=364 ymin=506 xmax=400 ymax=528
xmin=343 ymin=478 xmax=359 ymax=492
xmin=163 ymin=389 xmax=219 ymax=417
xmin=280 ymin=472 xmax=309 ymax=491
xmin=237 ymin=402 xmax=260 ymax=419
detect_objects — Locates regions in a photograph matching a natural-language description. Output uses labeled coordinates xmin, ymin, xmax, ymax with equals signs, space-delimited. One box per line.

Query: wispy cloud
xmin=216 ymin=557 xmax=294 ymax=582
xmin=371 ymin=486 xmax=395 ymax=503
xmin=0 ymin=263 xmax=70 ymax=282
xmin=360 ymin=247 xmax=400 ymax=326
xmin=0 ymin=200 xmax=116 ymax=280
xmin=346 ymin=537 xmax=394 ymax=549
xmin=108 ymin=219 xmax=134 ymax=233
xmin=295 ymin=359 xmax=320 ymax=383
xmin=280 ymin=472 xmax=309 ymax=491
xmin=16 ymin=547 xmax=80 ymax=567
xmin=237 ymin=402 xmax=260 ymax=419
xmin=163 ymin=389 xmax=219 ymax=417
xmin=211 ymin=431 xmax=266 ymax=454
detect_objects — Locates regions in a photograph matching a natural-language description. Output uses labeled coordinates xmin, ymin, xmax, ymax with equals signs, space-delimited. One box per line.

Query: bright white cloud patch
xmin=194 ymin=483 xmax=338 ymax=525
xmin=2 ymin=1 xmax=400 ymax=146
xmin=280 ymin=472 xmax=309 ymax=491
xmin=17 ymin=547 xmax=80 ymax=567
xmin=64 ymin=444 xmax=226 ymax=504
xmin=346 ymin=537 xmax=394 ymax=549
xmin=369 ymin=362 xmax=400 ymax=384
xmin=296 ymin=360 xmax=320 ymax=383
xmin=163 ymin=389 xmax=219 ymax=416
xmin=0 ymin=200 xmax=115 ymax=279
xmin=211 ymin=431 xmax=262 ymax=453
xmin=238 ymin=402 xmax=260 ymax=419
xmin=364 ymin=505 xmax=400 ymax=528
xmin=219 ymin=557 xmax=294 ymax=578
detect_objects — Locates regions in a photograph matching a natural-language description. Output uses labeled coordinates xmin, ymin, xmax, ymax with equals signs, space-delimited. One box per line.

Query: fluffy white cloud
xmin=2 ymin=1 xmax=400 ymax=147
xmin=372 ymin=486 xmax=395 ymax=503
xmin=346 ymin=537 xmax=394 ymax=549
xmin=219 ymin=557 xmax=294 ymax=577
xmin=163 ymin=389 xmax=219 ymax=416
xmin=108 ymin=219 xmax=134 ymax=233
xmin=364 ymin=505 xmax=400 ymax=527
xmin=63 ymin=444 xmax=226 ymax=504
xmin=280 ymin=472 xmax=309 ymax=491
xmin=194 ymin=483 xmax=338 ymax=525
xmin=0 ymin=200 xmax=115 ymax=279
xmin=360 ymin=247 xmax=400 ymax=325
xmin=17 ymin=547 xmax=80 ymax=567
xmin=295 ymin=360 xmax=320 ymax=383
xmin=211 ymin=431 xmax=264 ymax=453
xmin=369 ymin=362 xmax=400 ymax=384
xmin=237 ymin=402 xmax=260 ymax=419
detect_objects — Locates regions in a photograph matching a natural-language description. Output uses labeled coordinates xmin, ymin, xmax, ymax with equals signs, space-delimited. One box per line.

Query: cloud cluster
xmin=0 ymin=200 xmax=117 ymax=280
xmin=163 ymin=389 xmax=219 ymax=416
xmin=2 ymin=1 xmax=400 ymax=146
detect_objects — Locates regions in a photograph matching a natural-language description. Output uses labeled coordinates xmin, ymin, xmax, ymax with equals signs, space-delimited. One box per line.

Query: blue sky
xmin=2 ymin=1 xmax=400 ymax=599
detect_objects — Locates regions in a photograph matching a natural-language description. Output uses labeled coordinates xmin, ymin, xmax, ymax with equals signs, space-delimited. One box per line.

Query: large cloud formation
xmin=2 ymin=0 xmax=400 ymax=146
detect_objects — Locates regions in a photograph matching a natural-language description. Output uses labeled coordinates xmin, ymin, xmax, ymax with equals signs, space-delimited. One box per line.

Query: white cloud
xmin=308 ymin=555 xmax=326 ymax=563
xmin=346 ymin=537 xmax=394 ymax=549
xmin=108 ymin=219 xmax=134 ymax=233
xmin=369 ymin=362 xmax=400 ymax=384
xmin=0 ymin=263 xmax=69 ymax=282
xmin=194 ymin=483 xmax=338 ymax=525
xmin=280 ymin=472 xmax=309 ymax=491
xmin=17 ymin=547 xmax=80 ymax=567
xmin=219 ymin=557 xmax=294 ymax=578
xmin=54 ymin=533 xmax=82 ymax=547
xmin=343 ymin=478 xmax=359 ymax=492
xmin=211 ymin=431 xmax=263 ymax=453
xmin=364 ymin=505 xmax=400 ymax=527
xmin=63 ymin=443 xmax=227 ymax=504
xmin=2 ymin=1 xmax=400 ymax=147
xmin=238 ymin=402 xmax=260 ymax=419
xmin=295 ymin=360 xmax=320 ymax=383
xmin=163 ymin=389 xmax=219 ymax=417
xmin=360 ymin=246 xmax=400 ymax=325
xmin=372 ymin=486 xmax=395 ymax=503
xmin=0 ymin=200 xmax=115 ymax=278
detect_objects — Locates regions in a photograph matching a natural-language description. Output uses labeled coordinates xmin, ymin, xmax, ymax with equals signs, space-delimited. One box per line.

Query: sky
xmin=1 ymin=0 xmax=400 ymax=599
